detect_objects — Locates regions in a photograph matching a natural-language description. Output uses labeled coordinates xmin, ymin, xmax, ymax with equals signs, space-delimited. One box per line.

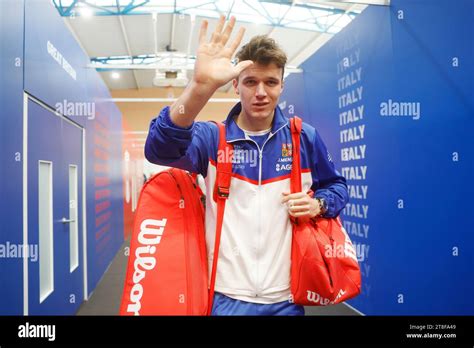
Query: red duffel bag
xmin=289 ymin=116 xmax=361 ymax=306
xmin=119 ymin=168 xmax=209 ymax=315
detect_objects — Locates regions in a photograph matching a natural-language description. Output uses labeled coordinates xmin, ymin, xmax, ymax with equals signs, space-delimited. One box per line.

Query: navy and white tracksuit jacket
xmin=145 ymin=103 xmax=349 ymax=310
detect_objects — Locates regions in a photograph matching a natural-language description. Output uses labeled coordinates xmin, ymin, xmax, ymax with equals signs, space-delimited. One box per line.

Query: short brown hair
xmin=235 ymin=35 xmax=287 ymax=77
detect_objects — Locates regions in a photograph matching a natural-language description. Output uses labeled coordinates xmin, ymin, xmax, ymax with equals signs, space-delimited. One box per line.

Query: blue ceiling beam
xmin=51 ymin=0 xmax=359 ymax=33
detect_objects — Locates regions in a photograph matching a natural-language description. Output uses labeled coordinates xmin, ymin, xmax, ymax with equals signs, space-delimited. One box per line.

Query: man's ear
xmin=232 ymin=78 xmax=239 ymax=95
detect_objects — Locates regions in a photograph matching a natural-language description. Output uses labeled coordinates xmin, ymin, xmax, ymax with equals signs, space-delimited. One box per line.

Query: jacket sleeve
xmin=310 ymin=129 xmax=349 ymax=218
xmin=144 ymin=106 xmax=216 ymax=177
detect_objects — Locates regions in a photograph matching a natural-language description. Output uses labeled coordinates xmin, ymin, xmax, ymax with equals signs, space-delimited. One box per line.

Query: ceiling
xmin=55 ymin=1 xmax=389 ymax=92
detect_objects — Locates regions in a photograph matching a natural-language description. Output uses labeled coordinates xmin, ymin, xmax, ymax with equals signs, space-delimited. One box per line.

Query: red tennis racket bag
xmin=289 ymin=116 xmax=361 ymax=306
xmin=119 ymin=168 xmax=209 ymax=315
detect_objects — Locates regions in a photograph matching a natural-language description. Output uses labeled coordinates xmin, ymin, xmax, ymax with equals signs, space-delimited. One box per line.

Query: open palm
xmin=193 ymin=16 xmax=253 ymax=89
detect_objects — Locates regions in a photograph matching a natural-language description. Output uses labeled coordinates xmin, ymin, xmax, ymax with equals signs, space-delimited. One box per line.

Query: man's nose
xmin=255 ymin=82 xmax=267 ymax=97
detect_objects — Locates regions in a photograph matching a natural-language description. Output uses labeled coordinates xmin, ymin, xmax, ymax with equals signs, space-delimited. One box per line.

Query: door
xmin=26 ymin=96 xmax=84 ymax=315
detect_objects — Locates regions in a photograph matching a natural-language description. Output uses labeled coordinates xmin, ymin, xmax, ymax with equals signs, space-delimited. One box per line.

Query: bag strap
xmin=207 ymin=122 xmax=233 ymax=315
xmin=290 ymin=116 xmax=303 ymax=194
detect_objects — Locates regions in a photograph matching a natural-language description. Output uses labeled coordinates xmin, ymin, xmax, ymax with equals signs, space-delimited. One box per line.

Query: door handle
xmin=60 ymin=217 xmax=76 ymax=224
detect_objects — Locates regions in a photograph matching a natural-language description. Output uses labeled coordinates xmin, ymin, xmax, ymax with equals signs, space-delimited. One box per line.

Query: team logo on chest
xmin=281 ymin=143 xmax=293 ymax=157
xmin=276 ymin=142 xmax=293 ymax=171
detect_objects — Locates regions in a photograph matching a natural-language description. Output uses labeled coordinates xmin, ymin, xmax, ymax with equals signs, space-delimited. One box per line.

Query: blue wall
xmin=281 ymin=0 xmax=473 ymax=315
xmin=0 ymin=0 xmax=124 ymax=314
xmin=0 ymin=0 xmax=26 ymax=315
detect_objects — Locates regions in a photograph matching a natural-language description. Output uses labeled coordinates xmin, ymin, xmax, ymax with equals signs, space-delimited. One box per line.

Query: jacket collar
xmin=224 ymin=102 xmax=289 ymax=142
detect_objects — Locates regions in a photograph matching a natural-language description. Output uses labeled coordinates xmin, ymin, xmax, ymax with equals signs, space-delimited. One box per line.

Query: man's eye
xmin=267 ymin=81 xmax=278 ymax=86
xmin=245 ymin=80 xmax=256 ymax=85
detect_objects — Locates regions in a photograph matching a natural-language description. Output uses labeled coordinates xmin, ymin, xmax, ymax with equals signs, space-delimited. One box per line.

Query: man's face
xmin=233 ymin=62 xmax=284 ymax=123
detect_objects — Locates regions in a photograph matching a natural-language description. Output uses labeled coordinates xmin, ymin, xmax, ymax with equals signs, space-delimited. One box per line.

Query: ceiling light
xmin=153 ymin=70 xmax=188 ymax=87
xmin=78 ymin=6 xmax=93 ymax=18
xmin=111 ymin=72 xmax=120 ymax=79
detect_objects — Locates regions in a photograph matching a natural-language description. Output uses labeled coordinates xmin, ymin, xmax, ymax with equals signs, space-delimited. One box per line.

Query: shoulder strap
xmin=207 ymin=122 xmax=233 ymax=315
xmin=212 ymin=122 xmax=233 ymax=202
xmin=290 ymin=116 xmax=303 ymax=194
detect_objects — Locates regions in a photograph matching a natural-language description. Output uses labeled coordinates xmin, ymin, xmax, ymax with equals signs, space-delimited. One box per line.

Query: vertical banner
xmin=281 ymin=0 xmax=474 ymax=315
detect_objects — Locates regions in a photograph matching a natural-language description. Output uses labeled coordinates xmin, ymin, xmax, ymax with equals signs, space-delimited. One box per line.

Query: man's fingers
xmin=198 ymin=20 xmax=208 ymax=44
xmin=234 ymin=60 xmax=253 ymax=75
xmin=286 ymin=199 xmax=309 ymax=212
xmin=215 ymin=14 xmax=226 ymax=33
xmin=290 ymin=199 xmax=308 ymax=207
xmin=228 ymin=27 xmax=246 ymax=54
xmin=289 ymin=204 xmax=311 ymax=213
xmin=220 ymin=16 xmax=236 ymax=46
xmin=281 ymin=192 xmax=306 ymax=203
xmin=211 ymin=14 xmax=226 ymax=43
xmin=290 ymin=211 xmax=312 ymax=218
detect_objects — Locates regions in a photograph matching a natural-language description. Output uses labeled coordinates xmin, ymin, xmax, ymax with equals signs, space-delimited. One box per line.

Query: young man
xmin=145 ymin=16 xmax=349 ymax=315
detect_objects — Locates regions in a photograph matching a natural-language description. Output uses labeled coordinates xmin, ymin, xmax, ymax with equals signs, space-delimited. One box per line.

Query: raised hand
xmin=193 ymin=15 xmax=253 ymax=90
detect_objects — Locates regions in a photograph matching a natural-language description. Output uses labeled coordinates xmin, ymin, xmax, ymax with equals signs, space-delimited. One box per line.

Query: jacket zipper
xmin=236 ymin=137 xmax=261 ymax=297
xmin=256 ymin=146 xmax=262 ymax=298
xmin=228 ymin=123 xmax=288 ymax=298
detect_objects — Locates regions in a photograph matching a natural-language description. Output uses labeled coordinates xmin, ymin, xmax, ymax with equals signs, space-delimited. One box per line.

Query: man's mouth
xmin=253 ymin=102 xmax=269 ymax=108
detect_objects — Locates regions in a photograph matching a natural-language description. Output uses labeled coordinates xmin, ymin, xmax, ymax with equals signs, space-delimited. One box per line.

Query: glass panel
xmin=69 ymin=165 xmax=79 ymax=273
xmin=39 ymin=161 xmax=54 ymax=303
